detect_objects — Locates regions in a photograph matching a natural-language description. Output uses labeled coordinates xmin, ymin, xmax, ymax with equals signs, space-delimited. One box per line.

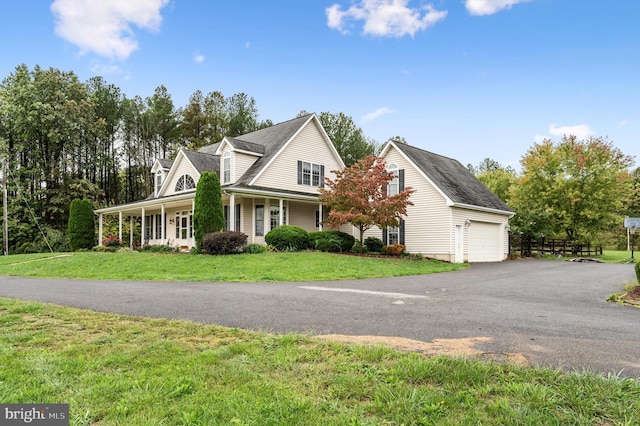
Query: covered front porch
xmin=95 ymin=189 xmax=329 ymax=250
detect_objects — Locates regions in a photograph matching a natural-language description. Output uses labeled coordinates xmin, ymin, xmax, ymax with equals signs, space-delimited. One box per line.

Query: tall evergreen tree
xmin=67 ymin=198 xmax=95 ymax=251
xmin=193 ymin=171 xmax=224 ymax=251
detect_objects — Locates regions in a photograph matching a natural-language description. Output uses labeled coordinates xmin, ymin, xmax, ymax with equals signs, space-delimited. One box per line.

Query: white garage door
xmin=468 ymin=222 xmax=502 ymax=262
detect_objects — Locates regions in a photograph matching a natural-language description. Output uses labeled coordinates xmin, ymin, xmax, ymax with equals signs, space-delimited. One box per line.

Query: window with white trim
xmin=387 ymin=163 xmax=399 ymax=196
xmin=270 ymin=204 xmax=287 ymax=230
xmin=255 ymin=205 xmax=264 ymax=236
xmin=175 ymin=174 xmax=195 ymax=192
xmin=297 ymin=161 xmax=324 ymax=187
xmin=175 ymin=211 xmax=193 ymax=239
xmin=223 ymin=151 xmax=231 ymax=183
xmin=155 ymin=172 xmax=162 ymax=196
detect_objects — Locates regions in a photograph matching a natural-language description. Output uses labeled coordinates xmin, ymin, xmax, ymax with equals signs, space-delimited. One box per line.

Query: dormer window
xmin=175 ymin=174 xmax=195 ymax=192
xmin=223 ymin=152 xmax=231 ymax=183
xmin=155 ymin=171 xmax=163 ymax=196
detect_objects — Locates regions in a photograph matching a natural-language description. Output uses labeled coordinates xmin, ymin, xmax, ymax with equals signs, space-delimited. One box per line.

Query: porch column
xmin=318 ymin=203 xmax=323 ymax=231
xmin=140 ymin=207 xmax=145 ymax=247
xmin=98 ymin=213 xmax=104 ymax=246
xmin=279 ymin=199 xmax=284 ymax=226
xmin=118 ymin=211 xmax=122 ymax=241
xmin=129 ymin=216 xmax=134 ymax=248
xmin=229 ymin=193 xmax=236 ymax=231
xmin=161 ymin=204 xmax=166 ymax=243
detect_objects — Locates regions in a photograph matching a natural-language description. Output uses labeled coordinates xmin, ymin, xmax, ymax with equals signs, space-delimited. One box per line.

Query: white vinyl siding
xmin=382 ymin=147 xmax=451 ymax=259
xmin=164 ymin=159 xmax=199 ymax=197
xmin=288 ymin=202 xmax=318 ymax=231
xmin=252 ymin=120 xmax=341 ymax=193
xmin=234 ymin=151 xmax=259 ymax=183
xmin=452 ymin=207 xmax=509 ymax=262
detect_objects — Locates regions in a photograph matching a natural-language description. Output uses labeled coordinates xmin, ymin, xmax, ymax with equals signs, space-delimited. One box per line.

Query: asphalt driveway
xmin=1 ymin=259 xmax=638 ymax=377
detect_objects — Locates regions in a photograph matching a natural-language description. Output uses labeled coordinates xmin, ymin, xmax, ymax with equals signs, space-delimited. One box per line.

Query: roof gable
xmin=156 ymin=149 xmax=219 ymax=197
xmin=384 ymin=142 xmax=512 ymax=214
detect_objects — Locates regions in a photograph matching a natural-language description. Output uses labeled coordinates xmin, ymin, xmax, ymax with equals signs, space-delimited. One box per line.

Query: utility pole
xmin=2 ymin=155 xmax=8 ymax=256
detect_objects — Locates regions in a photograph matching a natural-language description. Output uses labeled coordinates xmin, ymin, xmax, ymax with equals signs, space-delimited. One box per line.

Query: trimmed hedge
xmin=202 ymin=231 xmax=248 ymax=255
xmin=364 ymin=236 xmax=384 ymax=253
xmin=265 ymin=225 xmax=310 ymax=252
xmin=309 ymin=230 xmax=355 ymax=252
xmin=635 ymin=260 xmax=640 ymax=284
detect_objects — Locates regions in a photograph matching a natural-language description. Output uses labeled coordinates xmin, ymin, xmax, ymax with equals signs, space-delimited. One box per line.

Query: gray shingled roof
xmin=393 ymin=143 xmax=512 ymax=213
xmin=158 ymin=159 xmax=173 ymax=169
xmin=227 ymin=138 xmax=265 ymax=155
xmin=197 ymin=142 xmax=221 ymax=155
xmin=182 ymin=149 xmax=220 ymax=175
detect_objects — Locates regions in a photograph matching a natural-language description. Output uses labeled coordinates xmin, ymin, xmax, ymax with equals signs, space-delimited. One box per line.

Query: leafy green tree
xmin=468 ymin=158 xmax=517 ymax=205
xmin=67 ymin=198 xmax=95 ymax=251
xmin=227 ymin=92 xmax=259 ymax=137
xmin=193 ymin=171 xmax=224 ymax=251
xmin=319 ymin=155 xmax=414 ymax=250
xmin=510 ymin=136 xmax=634 ymax=243
xmin=181 ymin=90 xmax=209 ymax=150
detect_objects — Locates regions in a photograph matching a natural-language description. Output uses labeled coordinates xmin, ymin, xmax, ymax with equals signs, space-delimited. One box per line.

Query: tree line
xmin=0 ymin=64 xmax=378 ymax=253
xmin=468 ymin=137 xmax=639 ymax=249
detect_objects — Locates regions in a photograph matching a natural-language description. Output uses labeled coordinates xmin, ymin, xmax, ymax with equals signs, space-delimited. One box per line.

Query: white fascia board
xmin=95 ymin=192 xmax=196 ymax=215
xmin=230 ymin=186 xmax=319 ymax=202
xmin=312 ymin=114 xmax=346 ymax=169
xmin=450 ymin=202 xmax=515 ymax=217
xmin=234 ymin=148 xmax=263 ymax=157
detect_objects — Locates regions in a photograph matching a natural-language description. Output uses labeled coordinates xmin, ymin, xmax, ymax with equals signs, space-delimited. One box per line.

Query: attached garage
xmin=468 ymin=221 xmax=502 ymax=262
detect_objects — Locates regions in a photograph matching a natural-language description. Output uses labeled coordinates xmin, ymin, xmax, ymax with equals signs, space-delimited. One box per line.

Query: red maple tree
xmin=319 ymin=155 xmax=414 ymax=250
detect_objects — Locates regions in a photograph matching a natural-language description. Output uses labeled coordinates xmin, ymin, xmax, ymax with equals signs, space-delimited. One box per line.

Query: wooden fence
xmin=509 ymin=236 xmax=602 ymax=258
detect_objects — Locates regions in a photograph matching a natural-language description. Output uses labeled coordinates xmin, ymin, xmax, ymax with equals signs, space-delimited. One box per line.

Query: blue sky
xmin=1 ymin=0 xmax=638 ymax=170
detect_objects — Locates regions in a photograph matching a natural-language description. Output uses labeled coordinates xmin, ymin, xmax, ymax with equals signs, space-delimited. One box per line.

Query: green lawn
xmin=601 ymin=249 xmax=637 ymax=263
xmin=1 ymin=298 xmax=638 ymax=425
xmin=0 ymin=251 xmax=467 ymax=282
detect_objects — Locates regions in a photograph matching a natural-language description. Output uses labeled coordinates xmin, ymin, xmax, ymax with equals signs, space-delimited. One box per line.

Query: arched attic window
xmin=175 ymin=174 xmax=195 ymax=192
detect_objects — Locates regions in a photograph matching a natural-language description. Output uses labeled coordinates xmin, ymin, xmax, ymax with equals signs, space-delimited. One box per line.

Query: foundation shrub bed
xmin=202 ymin=231 xmax=248 ymax=255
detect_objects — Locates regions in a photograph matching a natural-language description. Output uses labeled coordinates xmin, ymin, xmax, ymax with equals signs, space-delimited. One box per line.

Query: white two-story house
xmin=95 ymin=113 xmax=345 ymax=249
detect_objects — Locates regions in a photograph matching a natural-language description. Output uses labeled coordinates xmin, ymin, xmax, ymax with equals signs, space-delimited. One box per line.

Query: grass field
xmin=1 ymin=298 xmax=638 ymax=425
xmin=601 ymin=249 xmax=638 ymax=263
xmin=0 ymin=251 xmax=467 ymax=282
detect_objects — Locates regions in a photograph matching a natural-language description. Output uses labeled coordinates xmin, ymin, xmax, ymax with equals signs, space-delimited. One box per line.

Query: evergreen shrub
xmin=67 ymin=198 xmax=95 ymax=251
xmin=364 ymin=236 xmax=384 ymax=253
xmin=309 ymin=230 xmax=355 ymax=252
xmin=265 ymin=225 xmax=310 ymax=252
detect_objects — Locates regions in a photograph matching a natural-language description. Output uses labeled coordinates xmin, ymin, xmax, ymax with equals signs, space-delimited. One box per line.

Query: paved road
xmin=1 ymin=260 xmax=638 ymax=377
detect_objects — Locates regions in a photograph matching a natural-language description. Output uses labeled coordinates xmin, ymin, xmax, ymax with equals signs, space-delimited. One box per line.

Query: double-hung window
xmin=223 ymin=152 xmax=231 ymax=183
xmin=297 ymin=161 xmax=324 ymax=187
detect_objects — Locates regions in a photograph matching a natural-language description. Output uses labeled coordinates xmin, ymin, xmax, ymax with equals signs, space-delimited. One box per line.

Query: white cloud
xmin=326 ymin=0 xmax=447 ymax=37
xmin=194 ymin=54 xmax=205 ymax=64
xmin=51 ymin=0 xmax=169 ymax=60
xmin=89 ymin=61 xmax=122 ymax=75
xmin=362 ymin=107 xmax=394 ymax=123
xmin=618 ymin=119 xmax=629 ymax=126
xmin=533 ymin=134 xmax=547 ymax=143
xmin=465 ymin=0 xmax=531 ymax=16
xmin=548 ymin=123 xmax=594 ymax=139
